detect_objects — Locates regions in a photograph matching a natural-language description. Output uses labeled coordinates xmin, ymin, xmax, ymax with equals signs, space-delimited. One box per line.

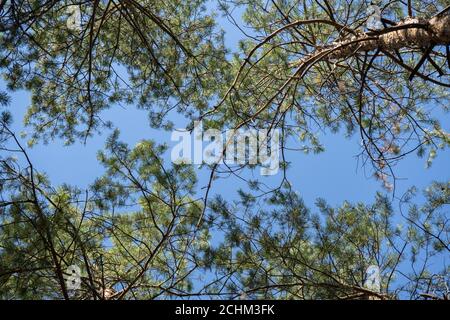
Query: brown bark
xmin=324 ymin=14 xmax=450 ymax=60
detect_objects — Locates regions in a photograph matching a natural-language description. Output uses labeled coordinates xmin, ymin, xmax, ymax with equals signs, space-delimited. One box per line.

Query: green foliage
xmin=202 ymin=187 xmax=448 ymax=299
xmin=0 ymin=1 xmax=227 ymax=143
xmin=0 ymin=0 xmax=449 ymax=300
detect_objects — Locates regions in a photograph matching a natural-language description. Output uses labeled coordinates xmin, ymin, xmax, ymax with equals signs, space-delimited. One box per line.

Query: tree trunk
xmin=316 ymin=14 xmax=450 ymax=61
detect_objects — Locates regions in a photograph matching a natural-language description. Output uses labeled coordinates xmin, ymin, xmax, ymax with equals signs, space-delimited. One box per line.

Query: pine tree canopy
xmin=0 ymin=0 xmax=449 ymax=300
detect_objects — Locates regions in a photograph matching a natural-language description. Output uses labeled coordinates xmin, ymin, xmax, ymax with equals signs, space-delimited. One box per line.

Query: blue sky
xmin=4 ymin=79 xmax=446 ymax=300
xmin=2 ymin=2 xmax=448 ymax=212
xmin=1 ymin=3 xmax=448 ymax=298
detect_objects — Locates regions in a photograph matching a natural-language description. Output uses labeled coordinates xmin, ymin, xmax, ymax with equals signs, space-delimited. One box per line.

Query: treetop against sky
xmin=0 ymin=0 xmax=449 ymax=300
